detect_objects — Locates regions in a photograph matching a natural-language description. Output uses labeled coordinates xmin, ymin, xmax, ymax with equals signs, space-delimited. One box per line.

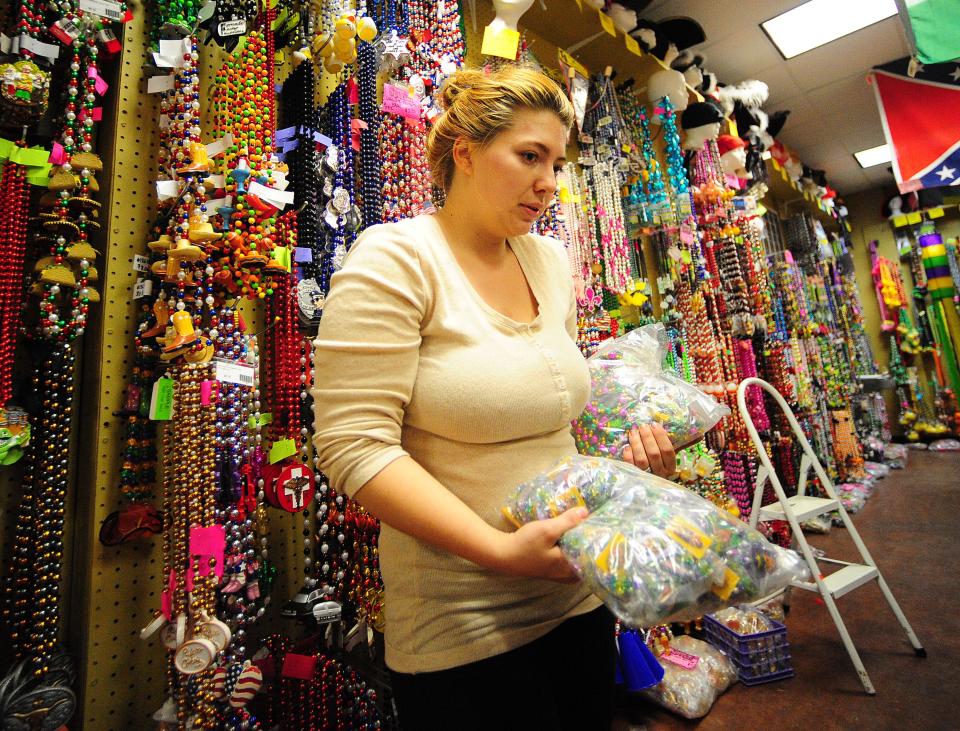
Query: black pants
xmin=389 ymin=606 xmax=617 ymax=731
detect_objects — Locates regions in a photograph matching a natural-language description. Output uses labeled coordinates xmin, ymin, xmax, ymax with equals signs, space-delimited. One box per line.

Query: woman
xmin=312 ymin=66 xmax=675 ymax=730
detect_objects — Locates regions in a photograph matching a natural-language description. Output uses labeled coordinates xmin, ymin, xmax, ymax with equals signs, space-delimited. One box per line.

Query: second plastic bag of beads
xmin=573 ymin=324 xmax=729 ymax=457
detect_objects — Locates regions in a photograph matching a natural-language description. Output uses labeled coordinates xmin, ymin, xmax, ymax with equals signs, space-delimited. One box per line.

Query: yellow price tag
xmin=481 ymin=24 xmax=520 ymax=59
xmin=892 ymin=214 xmax=909 ymax=227
xmin=928 ymin=207 xmax=945 ymax=219
xmin=597 ymin=9 xmax=616 ymax=36
xmin=727 ymin=120 xmax=739 ymax=138
xmin=906 ymin=211 xmax=922 ymax=224
xmin=625 ymin=34 xmax=641 ymax=56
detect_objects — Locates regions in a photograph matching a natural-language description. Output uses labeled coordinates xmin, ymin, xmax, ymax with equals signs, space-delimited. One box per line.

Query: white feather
xmin=717 ymin=80 xmax=769 ymax=116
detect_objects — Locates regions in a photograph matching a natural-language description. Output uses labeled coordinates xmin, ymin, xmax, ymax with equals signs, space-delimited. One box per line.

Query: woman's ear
xmin=451 ymin=136 xmax=474 ymax=177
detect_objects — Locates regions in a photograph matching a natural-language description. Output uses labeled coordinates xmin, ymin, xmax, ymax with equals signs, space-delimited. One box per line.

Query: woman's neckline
xmin=422 ymin=214 xmax=542 ymax=329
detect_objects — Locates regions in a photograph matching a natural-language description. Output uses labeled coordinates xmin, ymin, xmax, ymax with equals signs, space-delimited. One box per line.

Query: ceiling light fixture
xmin=762 ymin=0 xmax=898 ymax=59
xmin=854 ymin=144 xmax=892 ymax=168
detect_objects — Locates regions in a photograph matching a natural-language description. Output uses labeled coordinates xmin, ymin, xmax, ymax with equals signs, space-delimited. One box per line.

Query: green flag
xmin=899 ymin=0 xmax=960 ymax=64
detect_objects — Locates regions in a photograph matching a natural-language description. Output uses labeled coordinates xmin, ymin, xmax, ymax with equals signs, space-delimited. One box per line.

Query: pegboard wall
xmin=57 ymin=7 xmax=305 ymax=728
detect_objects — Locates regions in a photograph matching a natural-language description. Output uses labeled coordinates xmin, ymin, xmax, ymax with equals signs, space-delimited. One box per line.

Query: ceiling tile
xmin=839 ymin=127 xmax=888 ymax=156
xmin=756 ymin=63 xmax=805 ymax=106
xmin=784 ymin=17 xmax=908 ymax=93
xmin=699 ymin=26 xmax=784 ymax=81
xmin=830 ymin=171 xmax=870 ymax=194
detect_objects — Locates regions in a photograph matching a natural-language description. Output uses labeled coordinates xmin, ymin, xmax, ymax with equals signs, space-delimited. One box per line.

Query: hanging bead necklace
xmin=591 ymin=161 xmax=631 ymax=293
xmin=3 ymin=344 xmax=75 ymax=674
xmin=0 ymin=152 xmax=29 ymax=410
xmin=357 ymin=39 xmax=383 ymax=230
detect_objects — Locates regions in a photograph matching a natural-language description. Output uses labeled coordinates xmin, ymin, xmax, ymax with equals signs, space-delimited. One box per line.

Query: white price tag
xmin=133 ymin=277 xmax=153 ymax=300
xmin=218 ymin=19 xmax=247 ymax=37
xmin=19 ymin=34 xmax=59 ymax=60
xmin=0 ymin=34 xmax=11 ymax=54
xmin=156 ymin=179 xmax=180 ymax=200
xmin=214 ymin=359 xmax=255 ymax=387
xmin=248 ymin=180 xmax=295 ymax=208
xmin=79 ymin=0 xmax=123 ymax=21
xmin=204 ymin=133 xmax=234 ymax=159
xmin=133 ymin=254 xmax=150 ymax=272
xmin=147 ymin=75 xmax=175 ymax=93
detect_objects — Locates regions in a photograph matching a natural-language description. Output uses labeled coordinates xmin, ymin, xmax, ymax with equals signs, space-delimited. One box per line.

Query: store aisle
xmin=615 ymin=451 xmax=960 ymax=731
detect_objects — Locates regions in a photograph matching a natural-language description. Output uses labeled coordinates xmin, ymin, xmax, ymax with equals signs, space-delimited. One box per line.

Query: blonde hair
xmin=426 ymin=66 xmax=575 ymax=193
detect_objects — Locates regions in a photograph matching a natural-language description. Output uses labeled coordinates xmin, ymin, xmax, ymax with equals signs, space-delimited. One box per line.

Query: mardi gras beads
xmin=3 ymin=345 xmax=75 ymax=673
xmin=357 ymin=40 xmax=383 ymax=229
xmin=592 ymin=161 xmax=631 ymax=293
xmin=657 ymin=95 xmax=688 ymax=198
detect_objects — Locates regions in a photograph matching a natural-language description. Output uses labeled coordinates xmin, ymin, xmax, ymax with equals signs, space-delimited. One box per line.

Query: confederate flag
xmin=871 ymin=57 xmax=960 ymax=193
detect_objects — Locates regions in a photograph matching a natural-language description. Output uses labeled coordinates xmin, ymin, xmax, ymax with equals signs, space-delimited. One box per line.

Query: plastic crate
xmin=704 ymin=614 xmax=795 ymax=685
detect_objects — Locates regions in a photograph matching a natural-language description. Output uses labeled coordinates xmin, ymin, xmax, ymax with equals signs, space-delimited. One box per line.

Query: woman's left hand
xmin=622 ymin=423 xmax=677 ymax=479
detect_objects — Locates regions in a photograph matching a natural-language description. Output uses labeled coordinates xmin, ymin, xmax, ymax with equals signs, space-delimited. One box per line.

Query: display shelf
xmin=762 ymin=157 xmax=842 ymax=234
xmin=515 ymin=0 xmax=701 ymax=105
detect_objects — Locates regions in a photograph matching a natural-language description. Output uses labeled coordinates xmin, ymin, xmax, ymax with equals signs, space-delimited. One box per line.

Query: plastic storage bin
xmin=704 ymin=613 xmax=795 ymax=685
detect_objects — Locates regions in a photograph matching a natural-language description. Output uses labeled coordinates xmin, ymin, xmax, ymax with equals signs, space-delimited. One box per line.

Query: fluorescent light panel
xmin=854 ymin=144 xmax=891 ymax=168
xmin=762 ymin=0 xmax=898 ymax=59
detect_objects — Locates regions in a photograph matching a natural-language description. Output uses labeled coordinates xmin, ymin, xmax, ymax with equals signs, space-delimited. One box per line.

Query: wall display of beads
xmin=0 ymin=0 xmax=914 ymax=727
xmin=0 ymin=0 xmax=131 ymax=727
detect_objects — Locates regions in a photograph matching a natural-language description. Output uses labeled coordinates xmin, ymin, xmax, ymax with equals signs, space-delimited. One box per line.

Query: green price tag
xmin=247 ymin=412 xmax=273 ymax=428
xmin=26 ymin=167 xmax=52 ymax=187
xmin=269 ymin=438 xmax=297 ymax=464
xmin=272 ymin=246 xmax=291 ymax=272
xmin=13 ymin=146 xmax=51 ymax=166
xmin=149 ymin=378 xmax=174 ymax=420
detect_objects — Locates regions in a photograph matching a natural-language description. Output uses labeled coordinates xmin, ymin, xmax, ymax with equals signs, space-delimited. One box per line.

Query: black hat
xmin=681 ymin=101 xmax=724 ymax=130
xmin=659 ymin=17 xmax=706 ymax=51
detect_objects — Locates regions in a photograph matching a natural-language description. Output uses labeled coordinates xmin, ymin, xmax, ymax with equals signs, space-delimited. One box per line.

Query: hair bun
xmin=437 ymin=68 xmax=487 ymax=111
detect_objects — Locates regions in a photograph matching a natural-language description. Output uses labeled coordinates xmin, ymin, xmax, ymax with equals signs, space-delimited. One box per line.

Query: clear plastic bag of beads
xmin=502 ymin=455 xmax=810 ymax=627
xmin=573 ymin=324 xmax=729 ymax=456
xmin=641 ymin=635 xmax=736 ymax=719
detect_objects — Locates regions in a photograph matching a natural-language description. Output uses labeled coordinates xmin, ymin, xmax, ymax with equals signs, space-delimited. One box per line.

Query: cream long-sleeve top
xmin=311 ymin=213 xmax=601 ymax=674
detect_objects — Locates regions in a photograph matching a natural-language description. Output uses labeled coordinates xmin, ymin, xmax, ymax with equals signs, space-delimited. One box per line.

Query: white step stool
xmin=736 ymin=377 xmax=925 ymax=694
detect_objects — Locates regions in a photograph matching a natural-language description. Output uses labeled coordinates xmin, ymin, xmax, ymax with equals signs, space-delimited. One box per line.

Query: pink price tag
xmin=200 ymin=380 xmax=215 ymax=406
xmin=92 ymin=107 xmax=103 ymax=121
xmin=381 ymin=83 xmax=422 ymax=122
xmin=661 ymin=648 xmax=700 ymax=670
xmin=346 ymin=77 xmax=359 ymax=104
xmin=189 ymin=524 xmax=226 ymax=579
xmin=49 ymin=142 xmax=66 ymax=165
xmin=89 ymin=67 xmax=109 ymax=95
xmin=679 ymin=224 xmax=695 ymax=245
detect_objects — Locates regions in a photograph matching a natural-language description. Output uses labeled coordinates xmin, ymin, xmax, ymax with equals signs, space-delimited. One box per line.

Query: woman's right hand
xmin=490 ymin=507 xmax=589 ymax=583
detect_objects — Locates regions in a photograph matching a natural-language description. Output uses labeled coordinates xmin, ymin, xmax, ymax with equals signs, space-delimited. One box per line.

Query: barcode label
xmin=214 ymin=359 xmax=255 ymax=387
xmin=80 ymin=0 xmax=122 ymax=20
